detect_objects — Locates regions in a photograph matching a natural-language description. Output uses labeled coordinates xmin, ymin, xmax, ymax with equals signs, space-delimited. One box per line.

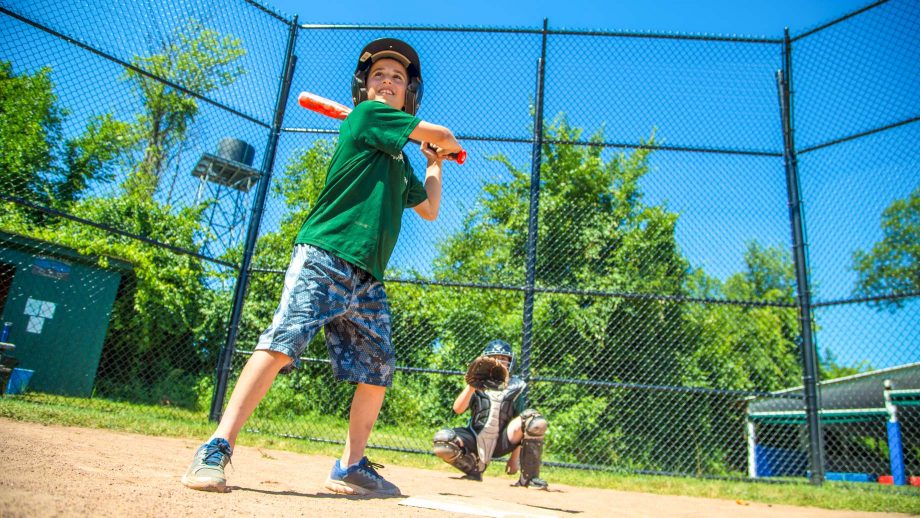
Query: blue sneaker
xmin=324 ymin=457 xmax=401 ymax=496
xmin=181 ymin=438 xmax=232 ymax=492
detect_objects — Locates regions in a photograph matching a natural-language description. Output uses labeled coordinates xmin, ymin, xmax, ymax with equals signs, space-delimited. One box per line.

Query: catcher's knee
xmin=521 ymin=409 xmax=547 ymax=439
xmin=433 ymin=428 xmax=463 ymax=461
xmin=517 ymin=411 xmax=547 ymax=486
xmin=433 ymin=428 xmax=480 ymax=475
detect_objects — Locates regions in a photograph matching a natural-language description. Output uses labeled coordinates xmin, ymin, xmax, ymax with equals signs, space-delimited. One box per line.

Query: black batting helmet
xmin=351 ymin=38 xmax=424 ymax=115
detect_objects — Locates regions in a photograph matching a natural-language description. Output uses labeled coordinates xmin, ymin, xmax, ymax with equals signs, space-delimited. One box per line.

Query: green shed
xmin=0 ymin=231 xmax=131 ymax=396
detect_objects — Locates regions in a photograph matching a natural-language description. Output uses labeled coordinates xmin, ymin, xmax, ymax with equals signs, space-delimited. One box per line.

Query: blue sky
xmin=261 ymin=0 xmax=917 ymax=371
xmin=270 ymin=0 xmax=869 ymax=36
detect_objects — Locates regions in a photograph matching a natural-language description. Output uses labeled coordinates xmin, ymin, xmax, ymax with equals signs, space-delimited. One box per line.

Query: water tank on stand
xmin=192 ymin=138 xmax=262 ymax=259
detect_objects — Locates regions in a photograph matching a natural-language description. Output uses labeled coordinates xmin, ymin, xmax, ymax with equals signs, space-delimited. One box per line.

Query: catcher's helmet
xmin=351 ymin=38 xmax=423 ymax=115
xmin=483 ymin=339 xmax=513 ymax=364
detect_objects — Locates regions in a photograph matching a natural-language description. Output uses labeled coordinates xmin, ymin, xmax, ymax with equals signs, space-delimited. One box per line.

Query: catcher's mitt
xmin=465 ymin=355 xmax=509 ymax=390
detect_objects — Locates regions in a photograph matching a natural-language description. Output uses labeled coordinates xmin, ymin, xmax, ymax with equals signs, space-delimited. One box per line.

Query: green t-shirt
xmin=295 ymin=100 xmax=427 ymax=281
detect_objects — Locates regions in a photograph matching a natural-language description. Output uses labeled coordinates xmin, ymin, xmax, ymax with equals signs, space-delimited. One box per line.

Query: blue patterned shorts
xmin=255 ymin=244 xmax=394 ymax=387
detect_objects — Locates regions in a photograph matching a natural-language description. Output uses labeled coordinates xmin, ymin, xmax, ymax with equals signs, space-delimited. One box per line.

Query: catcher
xmin=432 ymin=339 xmax=549 ymax=488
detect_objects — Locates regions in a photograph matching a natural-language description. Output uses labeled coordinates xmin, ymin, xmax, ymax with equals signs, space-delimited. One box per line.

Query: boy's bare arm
xmin=414 ymin=143 xmax=443 ymax=220
xmin=452 ymin=384 xmax=476 ymax=414
xmin=410 ymin=120 xmax=462 ymax=156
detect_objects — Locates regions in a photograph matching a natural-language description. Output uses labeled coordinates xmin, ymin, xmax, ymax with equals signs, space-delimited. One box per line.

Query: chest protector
xmin=469 ymin=377 xmax=525 ymax=470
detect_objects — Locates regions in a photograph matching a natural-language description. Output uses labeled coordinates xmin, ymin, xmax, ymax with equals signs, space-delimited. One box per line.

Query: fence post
xmin=884 ymin=380 xmax=908 ymax=486
xmin=520 ymin=19 xmax=548 ymax=402
xmin=209 ymin=15 xmax=299 ymax=422
xmin=776 ymin=27 xmax=825 ymax=484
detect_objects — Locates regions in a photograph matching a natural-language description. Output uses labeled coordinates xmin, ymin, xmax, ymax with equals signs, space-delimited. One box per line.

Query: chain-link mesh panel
xmin=792 ymin=0 xmax=920 ymax=151
xmin=1 ymin=3 xmax=280 ymax=259
xmin=799 ymin=125 xmax=920 ymax=305
xmin=529 ymin=292 xmax=802 ymax=475
xmin=0 ymin=0 xmax=290 ymax=411
xmin=0 ymin=0 xmax=291 ymax=123
xmin=535 ymin=145 xmax=791 ymax=293
xmin=544 ymin=33 xmax=782 ymax=153
xmin=532 ymin=380 xmax=755 ymax=476
xmin=790 ymin=0 xmax=920 ymax=484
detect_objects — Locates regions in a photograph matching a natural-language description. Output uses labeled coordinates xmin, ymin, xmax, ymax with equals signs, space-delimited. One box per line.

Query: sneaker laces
xmin=360 ymin=459 xmax=385 ymax=480
xmin=202 ymin=440 xmax=232 ymax=467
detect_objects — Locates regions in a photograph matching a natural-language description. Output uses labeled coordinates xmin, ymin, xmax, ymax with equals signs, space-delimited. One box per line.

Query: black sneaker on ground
xmin=324 ymin=457 xmax=401 ymax=497
xmin=513 ymin=475 xmax=549 ymax=489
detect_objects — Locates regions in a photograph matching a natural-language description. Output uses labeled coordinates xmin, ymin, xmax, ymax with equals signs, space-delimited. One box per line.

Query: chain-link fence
xmin=1 ymin=0 xmax=916 ymax=485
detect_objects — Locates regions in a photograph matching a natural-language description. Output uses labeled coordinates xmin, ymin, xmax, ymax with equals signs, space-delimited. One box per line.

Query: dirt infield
xmin=0 ymin=418 xmax=908 ymax=517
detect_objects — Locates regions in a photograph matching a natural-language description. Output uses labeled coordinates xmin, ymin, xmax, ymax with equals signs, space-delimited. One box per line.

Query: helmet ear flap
xmin=404 ymin=77 xmax=423 ymax=115
xmin=352 ymin=70 xmax=369 ymax=106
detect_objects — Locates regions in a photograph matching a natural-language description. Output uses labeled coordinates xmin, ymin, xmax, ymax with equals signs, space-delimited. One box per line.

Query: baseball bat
xmin=297 ymin=91 xmax=466 ymax=165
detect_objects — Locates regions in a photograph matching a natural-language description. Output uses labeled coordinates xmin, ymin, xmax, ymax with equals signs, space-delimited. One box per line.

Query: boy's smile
xmin=367 ymin=58 xmax=408 ymax=111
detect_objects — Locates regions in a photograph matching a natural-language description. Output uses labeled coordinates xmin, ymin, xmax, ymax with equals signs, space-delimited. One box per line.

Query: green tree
xmin=123 ymin=19 xmax=245 ymax=198
xmin=819 ymin=348 xmax=871 ymax=380
xmin=0 ymin=61 xmax=129 ymax=211
xmin=429 ymin=117 xmax=688 ymax=377
xmin=0 ymin=61 xmax=60 ymax=204
xmin=852 ymin=187 xmax=920 ymax=309
xmin=672 ymin=241 xmax=805 ymax=476
xmin=682 ymin=241 xmax=801 ymax=392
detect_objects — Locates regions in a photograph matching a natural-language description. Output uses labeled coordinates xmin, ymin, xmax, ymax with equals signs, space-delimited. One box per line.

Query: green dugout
xmin=0 ymin=231 xmax=131 ymax=396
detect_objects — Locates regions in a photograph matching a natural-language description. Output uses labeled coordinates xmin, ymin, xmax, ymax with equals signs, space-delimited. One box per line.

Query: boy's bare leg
xmin=340 ymin=383 xmax=387 ymax=466
xmin=505 ymin=417 xmax=524 ymax=474
xmin=324 ymin=383 xmax=399 ymax=496
xmin=506 ymin=416 xmax=524 ymax=444
xmin=183 ymin=349 xmax=291 ymax=491
xmin=211 ymin=349 xmax=292 ymax=449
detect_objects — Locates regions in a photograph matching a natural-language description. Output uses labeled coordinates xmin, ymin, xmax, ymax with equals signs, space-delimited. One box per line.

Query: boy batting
xmin=182 ymin=38 xmax=463 ymax=497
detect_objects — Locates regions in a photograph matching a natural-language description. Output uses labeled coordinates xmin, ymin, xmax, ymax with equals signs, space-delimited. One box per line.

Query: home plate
xmin=400 ymin=494 xmax=559 ymax=517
